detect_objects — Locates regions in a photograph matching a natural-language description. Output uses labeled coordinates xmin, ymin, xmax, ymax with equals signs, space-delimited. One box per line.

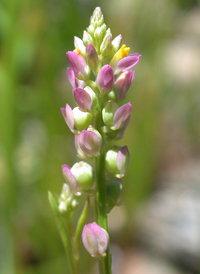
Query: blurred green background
xmin=1 ymin=0 xmax=200 ymax=273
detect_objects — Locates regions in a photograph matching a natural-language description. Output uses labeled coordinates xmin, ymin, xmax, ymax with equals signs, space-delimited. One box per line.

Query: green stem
xmin=48 ymin=192 xmax=78 ymax=274
xmin=84 ymin=79 xmax=97 ymax=89
xmin=95 ymin=110 xmax=112 ymax=274
xmin=74 ymin=198 xmax=90 ymax=261
xmin=67 ymin=217 xmax=74 ymax=241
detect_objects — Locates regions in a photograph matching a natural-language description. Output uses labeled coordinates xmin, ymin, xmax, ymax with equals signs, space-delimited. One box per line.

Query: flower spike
xmin=51 ymin=8 xmax=141 ymax=273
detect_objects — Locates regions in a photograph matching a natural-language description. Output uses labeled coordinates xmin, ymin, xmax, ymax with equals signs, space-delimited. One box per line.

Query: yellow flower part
xmin=73 ymin=48 xmax=86 ymax=62
xmin=110 ymin=44 xmax=130 ymax=69
xmin=73 ymin=48 xmax=81 ymax=55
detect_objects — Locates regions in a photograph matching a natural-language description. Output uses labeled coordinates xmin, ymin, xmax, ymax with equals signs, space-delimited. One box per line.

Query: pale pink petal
xmin=116 ymin=53 xmax=141 ymax=73
xmin=61 ymin=104 xmax=74 ymax=131
xmin=116 ymin=146 xmax=129 ymax=175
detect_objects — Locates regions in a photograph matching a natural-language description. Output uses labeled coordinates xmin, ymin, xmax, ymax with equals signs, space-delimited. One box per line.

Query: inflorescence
xmin=50 ymin=6 xmax=140 ymax=268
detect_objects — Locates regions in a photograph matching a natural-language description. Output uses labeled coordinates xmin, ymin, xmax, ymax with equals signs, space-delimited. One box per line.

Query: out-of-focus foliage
xmin=0 ymin=0 xmax=200 ymax=273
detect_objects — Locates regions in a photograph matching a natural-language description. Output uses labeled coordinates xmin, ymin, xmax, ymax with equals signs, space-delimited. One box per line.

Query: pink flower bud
xmin=73 ymin=87 xmax=92 ymax=112
xmin=67 ymin=68 xmax=85 ymax=89
xmin=97 ymin=65 xmax=114 ymax=94
xmin=78 ymin=129 xmax=102 ymax=157
xmin=62 ymin=162 xmax=93 ymax=195
xmin=73 ymin=86 xmax=97 ymax=112
xmin=105 ymin=146 xmax=129 ymax=178
xmin=82 ymin=223 xmax=109 ymax=257
xmin=114 ymin=71 xmax=134 ymax=101
xmin=102 ymin=101 xmax=132 ymax=130
xmin=66 ymin=51 xmax=90 ymax=79
xmin=86 ymin=43 xmax=99 ymax=71
xmin=115 ymin=53 xmax=141 ymax=74
xmin=113 ymin=102 xmax=132 ymax=130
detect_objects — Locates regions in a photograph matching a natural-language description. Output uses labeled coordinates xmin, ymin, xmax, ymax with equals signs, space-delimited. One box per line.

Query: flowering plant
xmin=48 ymin=7 xmax=140 ymax=274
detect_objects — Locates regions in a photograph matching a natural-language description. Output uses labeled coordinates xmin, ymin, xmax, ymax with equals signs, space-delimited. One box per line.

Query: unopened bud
xmin=82 ymin=222 xmax=109 ymax=257
xmin=87 ymin=24 xmax=95 ymax=36
xmin=107 ymin=34 xmax=122 ymax=60
xmin=58 ymin=184 xmax=77 ymax=215
xmin=61 ymin=104 xmax=93 ymax=133
xmin=94 ymin=24 xmax=107 ymax=45
xmin=78 ymin=128 xmax=102 ymax=157
xmin=83 ymin=30 xmax=94 ymax=45
xmin=62 ymin=162 xmax=93 ymax=195
xmin=66 ymin=51 xmax=90 ymax=80
xmin=102 ymin=101 xmax=132 ymax=130
xmin=86 ymin=44 xmax=99 ymax=72
xmin=73 ymin=87 xmax=92 ymax=112
xmin=102 ymin=100 xmax=118 ymax=127
xmin=106 ymin=90 xmax=117 ymax=101
xmin=114 ymin=71 xmax=134 ymax=101
xmin=112 ymin=35 xmax=122 ymax=52
xmin=100 ymin=29 xmax=112 ymax=56
xmin=105 ymin=146 xmax=129 ymax=178
xmin=97 ymin=65 xmax=114 ymax=94
xmin=90 ymin=7 xmax=104 ymax=28
xmin=73 ymin=107 xmax=93 ymax=131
